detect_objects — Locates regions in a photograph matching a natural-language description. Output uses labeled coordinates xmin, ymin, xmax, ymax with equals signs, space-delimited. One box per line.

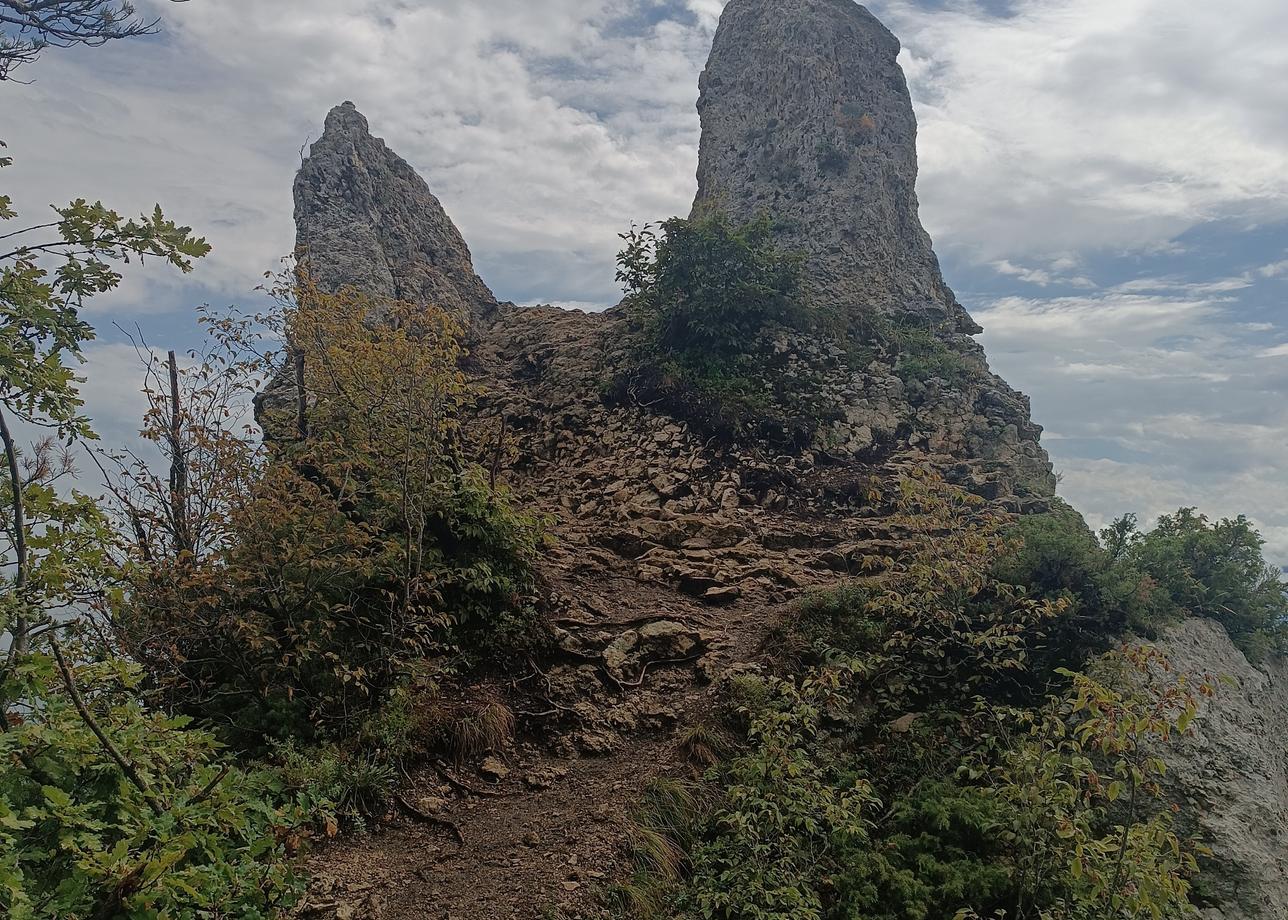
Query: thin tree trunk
xmin=295 ymin=349 xmax=308 ymax=440
xmin=166 ymin=350 xmax=191 ymax=556
xmin=0 ymin=403 xmax=29 ymax=656
xmin=489 ymin=414 xmax=508 ymax=490
xmin=50 ymin=639 xmax=166 ymax=817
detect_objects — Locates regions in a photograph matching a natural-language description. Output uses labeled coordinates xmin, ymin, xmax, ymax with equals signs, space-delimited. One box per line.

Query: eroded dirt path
xmin=302 ymin=580 xmax=771 ymax=920
xmin=305 ymin=735 xmax=678 ymax=919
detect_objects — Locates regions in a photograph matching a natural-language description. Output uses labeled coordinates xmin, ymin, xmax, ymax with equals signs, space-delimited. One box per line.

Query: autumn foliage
xmin=112 ymin=277 xmax=543 ymax=742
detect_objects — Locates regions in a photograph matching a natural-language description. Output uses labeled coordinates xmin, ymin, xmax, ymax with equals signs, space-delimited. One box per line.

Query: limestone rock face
xmin=294 ymin=101 xmax=498 ymax=330
xmin=694 ymin=0 xmax=978 ymax=333
xmin=1148 ymin=619 xmax=1288 ymax=919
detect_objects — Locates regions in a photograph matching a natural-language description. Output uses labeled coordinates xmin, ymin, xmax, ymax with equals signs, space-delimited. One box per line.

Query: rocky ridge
xmin=695 ymin=0 xmax=977 ymax=334
xmin=283 ymin=4 xmax=1284 ymax=919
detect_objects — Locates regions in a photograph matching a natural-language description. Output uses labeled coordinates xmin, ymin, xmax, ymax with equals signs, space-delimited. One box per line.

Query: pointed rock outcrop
xmin=294 ymin=101 xmax=498 ymax=329
xmin=694 ymin=0 xmax=978 ymax=333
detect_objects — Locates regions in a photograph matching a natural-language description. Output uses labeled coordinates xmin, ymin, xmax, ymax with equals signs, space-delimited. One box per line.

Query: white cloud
xmin=993 ymin=260 xmax=1053 ymax=286
xmin=5 ymin=0 xmax=717 ymax=309
xmin=875 ymin=0 xmax=1288 ymax=262
xmin=1060 ymin=458 xmax=1288 ymax=566
xmin=977 ymin=279 xmax=1288 ymax=566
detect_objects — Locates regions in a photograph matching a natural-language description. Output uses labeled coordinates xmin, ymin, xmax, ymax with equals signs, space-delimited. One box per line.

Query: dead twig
xmin=393 ymin=793 xmax=466 ymax=844
xmin=616 ymin=653 xmax=707 ymax=689
xmin=189 ymin=764 xmax=230 ymax=806
xmin=433 ymin=760 xmax=505 ymax=798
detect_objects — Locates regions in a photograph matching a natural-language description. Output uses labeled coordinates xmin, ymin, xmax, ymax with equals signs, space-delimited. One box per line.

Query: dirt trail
xmin=306 ymin=734 xmax=679 ymax=919
xmin=296 ymin=307 xmax=949 ymax=919
xmin=303 ymin=577 xmax=775 ymax=920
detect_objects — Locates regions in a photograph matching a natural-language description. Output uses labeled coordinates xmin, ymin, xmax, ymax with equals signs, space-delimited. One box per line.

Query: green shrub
xmin=790 ymin=582 xmax=887 ymax=660
xmin=618 ymin=213 xmax=804 ymax=364
xmin=992 ymin=503 xmax=1288 ymax=661
xmin=887 ymin=322 xmax=973 ymax=386
xmin=613 ymin=213 xmax=832 ymax=446
xmin=0 ymin=651 xmax=303 ymax=919
xmin=115 ymin=285 xmax=547 ymax=744
xmin=991 ymin=502 xmax=1145 ymax=665
xmin=621 ymin=476 xmax=1208 ymax=920
xmin=680 ymin=669 xmax=879 ymax=920
xmin=269 ymin=739 xmax=397 ymax=833
xmin=1110 ymin=508 xmax=1288 ymax=660
xmin=829 ymin=781 xmax=1014 ymax=920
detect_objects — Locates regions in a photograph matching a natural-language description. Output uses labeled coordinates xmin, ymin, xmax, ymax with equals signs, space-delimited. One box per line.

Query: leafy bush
xmin=1110 ymin=508 xmax=1288 ymax=660
xmin=792 ymin=474 xmax=1068 ymax=711
xmin=990 ymin=501 xmax=1147 ymax=665
xmin=994 ymin=504 xmax=1288 ymax=661
xmin=965 ymin=648 xmax=1206 ymax=920
xmin=618 ymin=213 xmax=804 ymax=363
xmin=0 ymin=144 xmax=302 ymax=919
xmin=887 ymin=322 xmax=973 ymax=387
xmin=0 ymin=650 xmax=303 ymax=919
xmin=613 ymin=213 xmax=829 ymax=446
xmin=269 ymin=739 xmax=398 ymax=834
xmin=829 ymin=781 xmax=1014 ymax=920
xmin=680 ymin=669 xmax=878 ymax=920
xmin=115 ymin=281 xmax=546 ymax=743
xmin=621 ymin=475 xmax=1209 ymax=920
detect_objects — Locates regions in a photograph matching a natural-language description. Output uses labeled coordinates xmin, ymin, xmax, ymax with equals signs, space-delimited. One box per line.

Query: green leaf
xmin=41 ymin=786 xmax=72 ymax=808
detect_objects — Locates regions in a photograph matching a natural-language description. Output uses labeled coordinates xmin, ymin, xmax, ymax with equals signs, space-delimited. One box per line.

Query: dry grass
xmin=449 ymin=699 xmax=516 ymax=766
xmin=676 ymin=723 xmax=727 ymax=771
xmin=613 ymin=777 xmax=706 ymax=918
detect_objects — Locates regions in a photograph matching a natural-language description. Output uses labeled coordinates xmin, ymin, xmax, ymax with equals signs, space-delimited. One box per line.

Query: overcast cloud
xmin=3 ymin=0 xmax=1285 ymax=562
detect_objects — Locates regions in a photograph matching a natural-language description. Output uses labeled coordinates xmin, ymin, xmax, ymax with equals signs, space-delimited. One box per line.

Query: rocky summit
xmin=294 ymin=101 xmax=498 ymax=332
xmin=281 ymin=4 xmax=1278 ymax=920
xmin=695 ymin=0 xmax=978 ymax=333
xmin=279 ymin=13 xmax=1056 ymax=506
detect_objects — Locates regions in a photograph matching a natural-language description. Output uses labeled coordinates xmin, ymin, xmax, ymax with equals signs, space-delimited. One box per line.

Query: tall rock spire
xmin=294 ymin=101 xmax=498 ymax=329
xmin=693 ymin=0 xmax=979 ymax=333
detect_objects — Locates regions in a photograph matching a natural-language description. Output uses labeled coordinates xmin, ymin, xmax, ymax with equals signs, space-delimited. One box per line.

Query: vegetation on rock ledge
xmin=613 ymin=212 xmax=832 ymax=449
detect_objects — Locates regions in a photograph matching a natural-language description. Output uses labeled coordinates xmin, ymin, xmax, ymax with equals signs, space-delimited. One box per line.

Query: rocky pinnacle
xmin=694 ymin=0 xmax=980 ymax=334
xmin=293 ymin=101 xmax=498 ymax=331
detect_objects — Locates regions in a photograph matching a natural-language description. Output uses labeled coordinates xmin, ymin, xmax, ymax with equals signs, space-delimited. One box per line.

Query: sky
xmin=2 ymin=0 xmax=1286 ymax=564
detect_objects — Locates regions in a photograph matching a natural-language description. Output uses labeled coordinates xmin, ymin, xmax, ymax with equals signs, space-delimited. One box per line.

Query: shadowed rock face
xmin=294 ymin=101 xmax=498 ymax=331
xmin=694 ymin=0 xmax=980 ymax=334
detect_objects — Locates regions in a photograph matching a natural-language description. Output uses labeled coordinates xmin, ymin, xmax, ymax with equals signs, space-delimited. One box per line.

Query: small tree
xmin=0 ymin=148 xmax=209 ymax=656
xmin=96 ymin=307 xmax=273 ymax=566
xmin=971 ymin=646 xmax=1208 ymax=920
xmin=114 ymin=276 xmax=544 ymax=740
xmin=0 ymin=152 xmax=302 ymax=920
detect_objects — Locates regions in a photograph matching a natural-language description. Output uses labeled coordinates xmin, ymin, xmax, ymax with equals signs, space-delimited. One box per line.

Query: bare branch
xmin=0 ymin=0 xmax=189 ymax=81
